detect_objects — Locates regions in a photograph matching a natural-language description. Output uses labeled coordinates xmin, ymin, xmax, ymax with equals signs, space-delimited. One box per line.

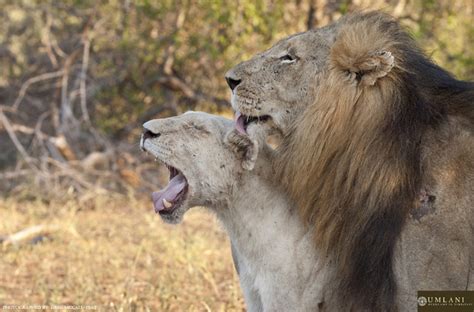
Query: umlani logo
xmin=417 ymin=291 xmax=474 ymax=312
xmin=424 ymin=296 xmax=465 ymax=304
xmin=418 ymin=296 xmax=427 ymax=306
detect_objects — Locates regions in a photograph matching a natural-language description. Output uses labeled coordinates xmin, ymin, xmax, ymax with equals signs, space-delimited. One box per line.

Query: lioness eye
xmin=189 ymin=123 xmax=211 ymax=134
xmin=280 ymin=54 xmax=296 ymax=63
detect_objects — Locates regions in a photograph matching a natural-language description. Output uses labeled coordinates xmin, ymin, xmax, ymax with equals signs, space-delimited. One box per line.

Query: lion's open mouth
xmin=152 ymin=164 xmax=188 ymax=215
xmin=234 ymin=112 xmax=271 ymax=135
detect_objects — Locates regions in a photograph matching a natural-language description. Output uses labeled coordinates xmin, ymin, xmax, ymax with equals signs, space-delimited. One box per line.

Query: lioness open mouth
xmin=234 ymin=112 xmax=271 ymax=135
xmin=152 ymin=163 xmax=188 ymax=215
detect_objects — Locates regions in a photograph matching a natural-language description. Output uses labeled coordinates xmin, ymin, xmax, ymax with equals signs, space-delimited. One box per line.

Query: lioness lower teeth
xmin=163 ymin=199 xmax=172 ymax=209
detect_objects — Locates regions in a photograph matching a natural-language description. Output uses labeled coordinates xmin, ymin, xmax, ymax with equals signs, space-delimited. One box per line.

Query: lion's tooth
xmin=162 ymin=198 xmax=172 ymax=209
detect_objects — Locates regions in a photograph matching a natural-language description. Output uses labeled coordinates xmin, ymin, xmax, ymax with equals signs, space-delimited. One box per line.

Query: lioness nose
xmin=140 ymin=129 xmax=160 ymax=151
xmin=142 ymin=129 xmax=160 ymax=141
xmin=142 ymin=120 xmax=162 ymax=139
xmin=225 ymin=74 xmax=242 ymax=91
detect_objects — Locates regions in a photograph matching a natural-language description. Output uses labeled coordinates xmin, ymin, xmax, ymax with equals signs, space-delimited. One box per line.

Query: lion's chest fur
xmin=216 ymin=176 xmax=328 ymax=311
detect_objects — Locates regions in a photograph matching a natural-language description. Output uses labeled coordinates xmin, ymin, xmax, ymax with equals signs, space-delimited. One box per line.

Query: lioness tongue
xmin=234 ymin=112 xmax=247 ymax=135
xmin=152 ymin=173 xmax=186 ymax=213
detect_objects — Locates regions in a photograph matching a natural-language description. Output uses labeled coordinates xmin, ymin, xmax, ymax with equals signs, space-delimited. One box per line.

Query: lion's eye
xmin=280 ymin=54 xmax=296 ymax=64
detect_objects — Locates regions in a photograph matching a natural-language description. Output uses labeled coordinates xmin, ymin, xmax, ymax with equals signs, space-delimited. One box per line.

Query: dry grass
xmin=0 ymin=195 xmax=245 ymax=311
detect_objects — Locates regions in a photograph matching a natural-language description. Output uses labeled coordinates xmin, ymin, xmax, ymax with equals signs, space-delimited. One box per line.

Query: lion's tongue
xmin=234 ymin=112 xmax=247 ymax=135
xmin=152 ymin=173 xmax=186 ymax=213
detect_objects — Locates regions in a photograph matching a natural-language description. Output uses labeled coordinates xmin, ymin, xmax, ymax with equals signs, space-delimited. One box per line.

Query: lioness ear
xmin=331 ymin=24 xmax=395 ymax=86
xmin=242 ymin=138 xmax=258 ymax=171
xmin=225 ymin=130 xmax=259 ymax=171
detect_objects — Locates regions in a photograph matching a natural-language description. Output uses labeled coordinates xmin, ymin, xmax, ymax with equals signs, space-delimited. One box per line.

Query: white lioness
xmin=140 ymin=112 xmax=330 ymax=311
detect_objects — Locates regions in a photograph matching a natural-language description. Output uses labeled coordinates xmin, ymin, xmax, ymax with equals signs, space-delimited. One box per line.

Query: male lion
xmin=140 ymin=112 xmax=331 ymax=311
xmin=226 ymin=11 xmax=474 ymax=311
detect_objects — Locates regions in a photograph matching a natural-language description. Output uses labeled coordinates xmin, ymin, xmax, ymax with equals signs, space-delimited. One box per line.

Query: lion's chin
xmin=233 ymin=111 xmax=271 ymax=135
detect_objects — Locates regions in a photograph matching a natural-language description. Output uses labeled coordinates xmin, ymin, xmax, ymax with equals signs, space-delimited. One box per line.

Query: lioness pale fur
xmin=226 ymin=11 xmax=473 ymax=311
xmin=140 ymin=112 xmax=330 ymax=311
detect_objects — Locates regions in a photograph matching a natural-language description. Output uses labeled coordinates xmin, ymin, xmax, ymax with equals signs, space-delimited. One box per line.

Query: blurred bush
xmin=0 ymin=0 xmax=472 ymax=196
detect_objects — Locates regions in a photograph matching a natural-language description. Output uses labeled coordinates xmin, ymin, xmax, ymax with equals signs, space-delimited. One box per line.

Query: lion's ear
xmin=331 ymin=25 xmax=395 ymax=86
xmin=354 ymin=50 xmax=394 ymax=86
xmin=225 ymin=130 xmax=259 ymax=171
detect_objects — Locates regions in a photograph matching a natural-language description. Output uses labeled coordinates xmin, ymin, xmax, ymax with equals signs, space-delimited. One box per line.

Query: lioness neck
xmin=214 ymin=167 xmax=328 ymax=311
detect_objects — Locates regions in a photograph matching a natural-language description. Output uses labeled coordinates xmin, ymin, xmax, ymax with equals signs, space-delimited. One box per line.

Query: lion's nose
xmin=225 ymin=74 xmax=242 ymax=91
